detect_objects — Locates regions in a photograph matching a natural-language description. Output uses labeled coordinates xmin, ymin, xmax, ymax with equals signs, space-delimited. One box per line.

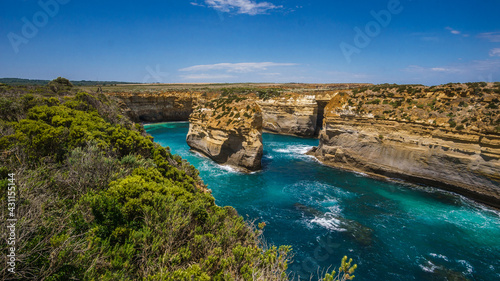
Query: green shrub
xmin=448 ymin=119 xmax=457 ymax=128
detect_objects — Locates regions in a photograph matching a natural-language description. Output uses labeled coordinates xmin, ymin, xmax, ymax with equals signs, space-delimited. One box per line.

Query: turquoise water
xmin=145 ymin=122 xmax=500 ymax=280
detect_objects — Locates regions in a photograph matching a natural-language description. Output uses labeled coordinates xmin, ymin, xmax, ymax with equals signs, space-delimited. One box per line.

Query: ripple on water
xmin=284 ymin=180 xmax=356 ymax=203
xmin=147 ymin=124 xmax=500 ymax=281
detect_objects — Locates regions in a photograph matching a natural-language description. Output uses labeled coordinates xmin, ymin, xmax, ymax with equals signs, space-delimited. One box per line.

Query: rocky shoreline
xmin=113 ymin=82 xmax=500 ymax=207
xmin=309 ymin=85 xmax=500 ymax=209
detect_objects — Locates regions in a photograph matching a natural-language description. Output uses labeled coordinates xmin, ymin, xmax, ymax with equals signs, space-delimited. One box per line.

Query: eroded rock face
xmin=311 ymin=92 xmax=500 ymax=208
xmin=257 ymin=95 xmax=318 ymax=137
xmin=110 ymin=92 xmax=199 ymax=122
xmin=186 ymin=97 xmax=263 ymax=172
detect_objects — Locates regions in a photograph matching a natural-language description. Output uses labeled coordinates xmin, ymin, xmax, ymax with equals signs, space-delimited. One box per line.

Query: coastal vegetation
xmin=336 ymin=82 xmax=500 ymax=134
xmin=0 ymin=82 xmax=286 ymax=280
xmin=0 ymin=79 xmax=357 ymax=280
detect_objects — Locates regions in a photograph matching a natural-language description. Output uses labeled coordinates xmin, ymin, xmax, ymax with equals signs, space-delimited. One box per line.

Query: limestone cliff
xmin=186 ymin=96 xmax=263 ymax=172
xmin=257 ymin=95 xmax=318 ymax=137
xmin=311 ymin=83 xmax=500 ymax=208
xmin=110 ymin=92 xmax=199 ymax=122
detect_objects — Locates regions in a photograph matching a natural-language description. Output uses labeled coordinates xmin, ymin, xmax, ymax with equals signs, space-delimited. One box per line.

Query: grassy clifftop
xmin=328 ymin=82 xmax=500 ymax=134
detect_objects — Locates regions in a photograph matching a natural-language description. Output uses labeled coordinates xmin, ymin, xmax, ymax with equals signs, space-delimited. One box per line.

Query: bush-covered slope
xmin=0 ymin=85 xmax=291 ymax=280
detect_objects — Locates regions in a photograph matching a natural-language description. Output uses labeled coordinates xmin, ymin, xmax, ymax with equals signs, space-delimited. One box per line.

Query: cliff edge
xmin=257 ymin=94 xmax=318 ymax=137
xmin=110 ymin=91 xmax=199 ymax=122
xmin=311 ymin=83 xmax=500 ymax=208
xmin=186 ymin=96 xmax=263 ymax=172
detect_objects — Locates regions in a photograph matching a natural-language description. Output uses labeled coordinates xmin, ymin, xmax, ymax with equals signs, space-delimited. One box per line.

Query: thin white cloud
xmin=471 ymin=59 xmax=500 ymax=71
xmin=194 ymin=0 xmax=282 ymax=15
xmin=190 ymin=2 xmax=205 ymax=7
xmin=179 ymin=62 xmax=297 ymax=73
xmin=478 ymin=32 xmax=500 ymax=42
xmin=430 ymin=67 xmax=461 ymax=73
xmin=180 ymin=74 xmax=235 ymax=80
xmin=410 ymin=32 xmax=441 ymax=43
xmin=446 ymin=27 xmax=461 ymax=35
xmin=259 ymin=72 xmax=281 ymax=76
xmin=403 ymin=61 xmax=500 ymax=85
xmin=405 ymin=60 xmax=500 ymax=75
xmin=445 ymin=27 xmax=470 ymax=38
xmin=405 ymin=65 xmax=459 ymax=73
xmin=490 ymin=48 xmax=500 ymax=57
xmin=406 ymin=65 xmax=463 ymax=74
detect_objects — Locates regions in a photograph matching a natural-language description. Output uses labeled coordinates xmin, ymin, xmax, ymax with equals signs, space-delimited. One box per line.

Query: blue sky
xmin=1 ymin=0 xmax=500 ymax=85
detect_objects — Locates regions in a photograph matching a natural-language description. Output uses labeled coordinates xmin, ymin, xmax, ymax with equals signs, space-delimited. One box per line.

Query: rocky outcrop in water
xmin=310 ymin=84 xmax=500 ymax=208
xmin=257 ymin=95 xmax=319 ymax=137
xmin=186 ymin=97 xmax=263 ymax=172
xmin=111 ymin=92 xmax=199 ymax=122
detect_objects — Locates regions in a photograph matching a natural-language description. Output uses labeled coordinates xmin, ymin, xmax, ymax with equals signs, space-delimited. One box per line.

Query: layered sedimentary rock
xmin=311 ymin=85 xmax=500 ymax=208
xmin=111 ymin=92 xmax=198 ymax=122
xmin=257 ymin=95 xmax=318 ymax=137
xmin=186 ymin=97 xmax=263 ymax=172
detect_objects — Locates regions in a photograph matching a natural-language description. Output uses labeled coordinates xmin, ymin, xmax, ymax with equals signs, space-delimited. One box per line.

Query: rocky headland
xmin=310 ymin=83 xmax=500 ymax=208
xmin=186 ymin=96 xmax=263 ymax=172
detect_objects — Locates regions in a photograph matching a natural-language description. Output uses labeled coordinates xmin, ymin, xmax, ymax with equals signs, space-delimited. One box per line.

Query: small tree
xmin=48 ymin=77 xmax=73 ymax=93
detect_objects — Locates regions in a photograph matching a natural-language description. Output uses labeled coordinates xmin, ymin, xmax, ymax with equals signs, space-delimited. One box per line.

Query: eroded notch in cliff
xmin=315 ymin=98 xmax=330 ymax=136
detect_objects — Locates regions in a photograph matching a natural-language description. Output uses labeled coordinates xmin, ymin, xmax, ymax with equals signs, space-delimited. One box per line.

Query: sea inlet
xmin=146 ymin=122 xmax=500 ymax=280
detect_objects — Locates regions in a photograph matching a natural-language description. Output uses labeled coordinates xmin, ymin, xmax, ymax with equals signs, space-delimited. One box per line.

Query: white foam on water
xmin=430 ymin=253 xmax=449 ymax=262
xmin=325 ymin=204 xmax=343 ymax=214
xmin=457 ymin=260 xmax=474 ymax=275
xmin=188 ymin=150 xmax=244 ymax=175
xmin=310 ymin=203 xmax=347 ymax=232
xmin=419 ymin=260 xmax=438 ymax=273
xmin=353 ymin=171 xmax=368 ymax=177
xmin=311 ymin=216 xmax=346 ymax=232
xmin=190 ymin=150 xmax=208 ymax=159
xmin=274 ymin=144 xmax=314 ymax=155
xmin=321 ymin=198 xmax=340 ymax=208
xmin=218 ymin=165 xmax=239 ymax=173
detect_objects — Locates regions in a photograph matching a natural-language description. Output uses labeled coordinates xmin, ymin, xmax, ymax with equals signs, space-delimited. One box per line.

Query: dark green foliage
xmin=390 ymin=100 xmax=403 ymax=108
xmin=367 ymin=99 xmax=381 ymax=105
xmin=48 ymin=77 xmax=73 ymax=94
xmin=486 ymin=103 xmax=498 ymax=109
xmin=0 ymin=78 xmax=133 ymax=86
xmin=220 ymin=87 xmax=255 ymax=96
xmin=257 ymin=88 xmax=281 ymax=100
xmin=448 ymin=119 xmax=457 ymax=128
